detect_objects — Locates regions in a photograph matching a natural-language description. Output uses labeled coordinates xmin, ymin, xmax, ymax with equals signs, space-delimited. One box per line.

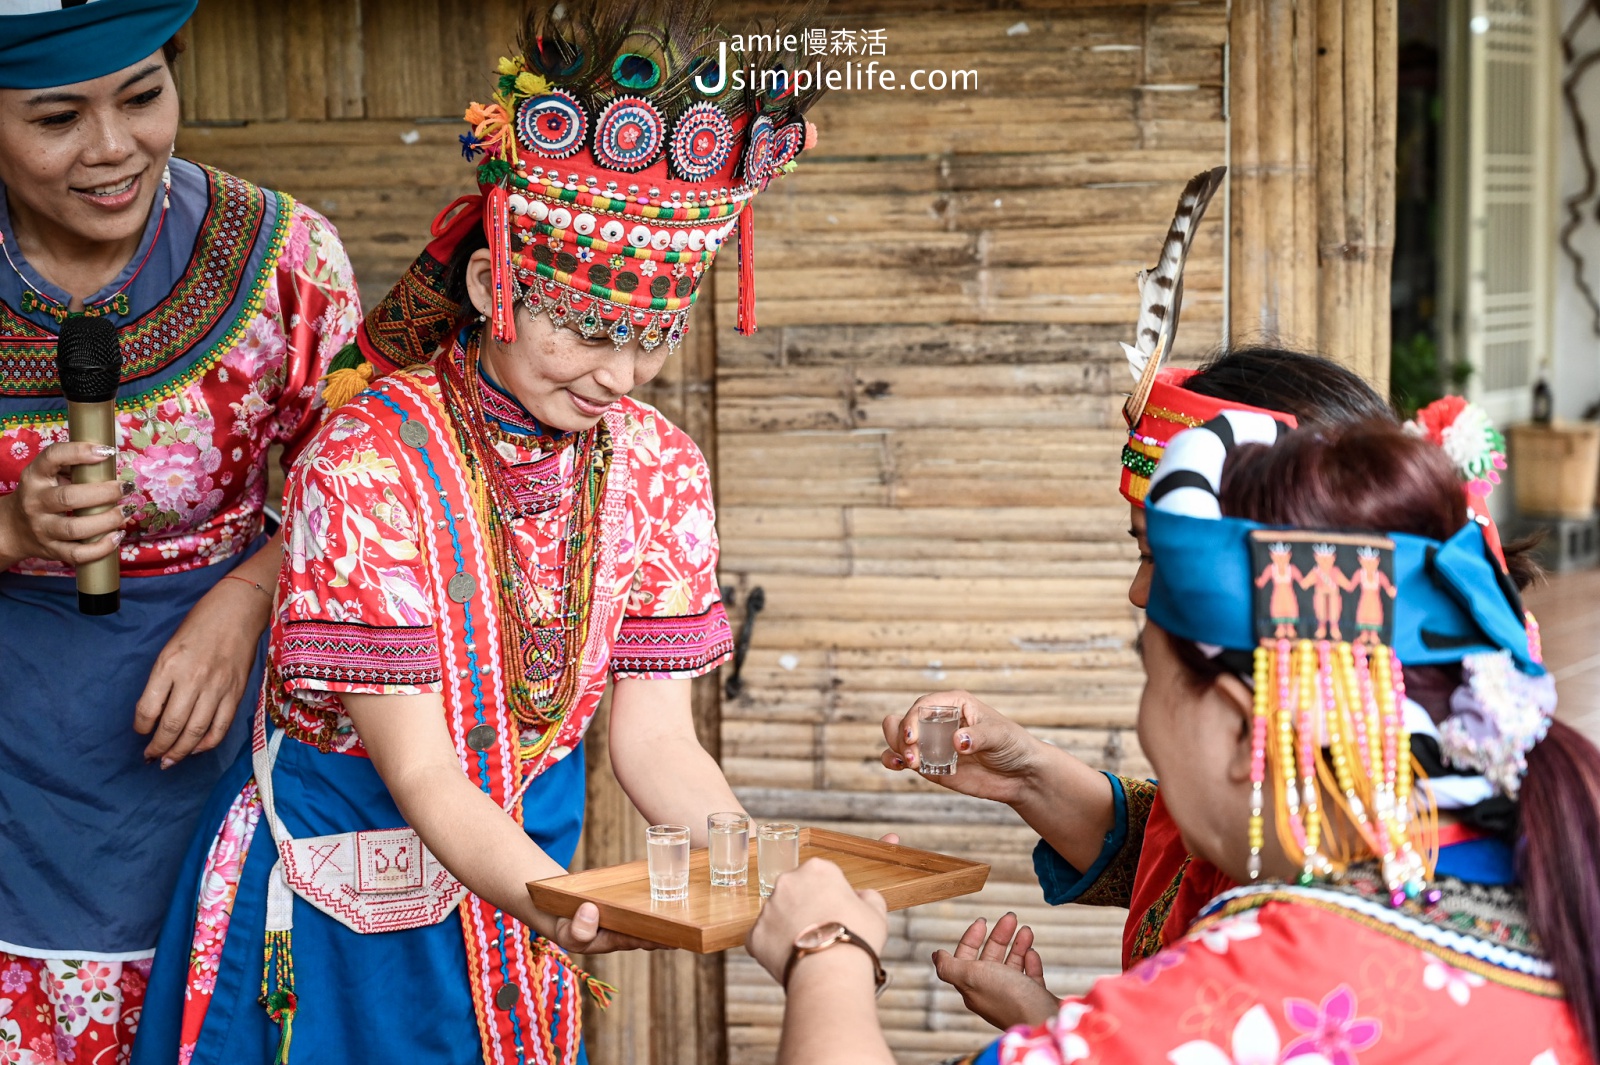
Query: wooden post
xmin=1229 ymin=0 xmax=1397 ymax=386
xmin=580 ymin=275 xmax=725 ymax=1065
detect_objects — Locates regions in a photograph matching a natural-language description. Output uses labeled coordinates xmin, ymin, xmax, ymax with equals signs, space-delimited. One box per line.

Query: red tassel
xmin=487 ymin=186 xmax=517 ymax=344
xmin=735 ymin=201 xmax=756 ymax=335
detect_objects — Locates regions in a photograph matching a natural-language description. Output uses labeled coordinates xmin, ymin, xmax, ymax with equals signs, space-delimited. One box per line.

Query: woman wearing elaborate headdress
xmin=0 ymin=3 xmax=359 ymax=1060
xmin=131 ymin=4 xmax=818 ymax=1063
xmin=876 ymin=173 xmax=1399 ymax=1019
xmin=749 ymin=419 xmax=1595 ymax=1064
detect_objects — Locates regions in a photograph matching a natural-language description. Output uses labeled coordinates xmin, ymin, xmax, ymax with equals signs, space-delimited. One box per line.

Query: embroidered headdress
xmin=0 ymin=0 xmax=195 ymax=90
xmin=322 ymin=0 xmax=822 ymax=407
xmin=1144 ymin=416 xmax=1552 ymax=907
xmin=1115 ymin=167 xmax=1301 ymax=505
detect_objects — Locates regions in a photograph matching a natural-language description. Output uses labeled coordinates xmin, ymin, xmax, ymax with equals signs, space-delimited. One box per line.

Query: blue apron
xmin=0 ymin=557 xmax=262 ymax=955
xmin=130 ymin=735 xmax=588 ymax=1065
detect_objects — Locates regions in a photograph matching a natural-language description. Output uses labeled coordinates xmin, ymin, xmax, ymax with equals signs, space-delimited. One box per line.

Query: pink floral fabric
xmin=0 ymin=954 xmax=152 ymax=1065
xmin=977 ymin=898 xmax=1587 ymax=1064
xmin=0 ymin=200 xmax=360 ymax=578
xmin=270 ymin=366 xmax=732 ymax=755
xmin=175 ymin=782 xmax=262 ymax=1063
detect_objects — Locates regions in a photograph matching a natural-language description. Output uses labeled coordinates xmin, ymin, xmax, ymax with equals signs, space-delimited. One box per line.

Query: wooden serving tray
xmin=528 ymin=827 xmax=989 ymax=953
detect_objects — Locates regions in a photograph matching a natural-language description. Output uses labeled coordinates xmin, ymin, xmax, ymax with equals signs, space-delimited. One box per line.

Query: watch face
xmin=796 ymin=921 xmax=846 ymax=951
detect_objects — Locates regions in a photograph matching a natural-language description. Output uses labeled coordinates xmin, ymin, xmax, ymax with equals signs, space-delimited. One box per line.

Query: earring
xmin=162 ymin=141 xmax=174 ymax=209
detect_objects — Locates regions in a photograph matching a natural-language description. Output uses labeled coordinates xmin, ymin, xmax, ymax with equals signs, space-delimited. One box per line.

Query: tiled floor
xmin=1524 ymin=569 xmax=1600 ymax=743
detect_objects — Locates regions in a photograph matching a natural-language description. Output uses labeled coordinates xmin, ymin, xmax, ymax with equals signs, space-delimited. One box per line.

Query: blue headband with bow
xmin=1145 ymin=508 xmax=1543 ymax=676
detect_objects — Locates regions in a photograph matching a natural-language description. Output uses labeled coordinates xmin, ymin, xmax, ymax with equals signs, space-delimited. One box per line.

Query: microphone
xmin=56 ymin=315 xmax=123 ymax=616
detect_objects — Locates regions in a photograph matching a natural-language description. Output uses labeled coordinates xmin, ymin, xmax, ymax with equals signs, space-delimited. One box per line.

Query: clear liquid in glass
xmin=757 ymin=823 xmax=800 ymax=898
xmin=708 ymin=814 xmax=750 ymax=887
xmin=918 ymin=704 xmax=961 ymax=776
xmin=647 ymin=826 xmax=690 ymax=902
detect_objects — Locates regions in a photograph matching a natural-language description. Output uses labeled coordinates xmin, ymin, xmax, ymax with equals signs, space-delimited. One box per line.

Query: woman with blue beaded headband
xmin=744 ymin=419 xmax=1597 ymax=1064
xmin=131 ymin=4 xmax=823 ymax=1064
xmin=0 ymin=3 xmax=361 ymax=1060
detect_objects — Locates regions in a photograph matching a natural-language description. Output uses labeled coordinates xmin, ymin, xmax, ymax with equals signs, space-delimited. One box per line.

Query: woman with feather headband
xmin=877 ymin=173 xmax=1400 ymax=1022
xmin=750 ymin=419 xmax=1593 ymax=1065
xmin=130 ymin=5 xmax=820 ymax=1064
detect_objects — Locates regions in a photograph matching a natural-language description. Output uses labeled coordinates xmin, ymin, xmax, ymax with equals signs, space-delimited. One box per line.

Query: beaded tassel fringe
xmin=260 ymin=929 xmax=297 ymax=1064
xmin=1248 ymin=638 xmax=1438 ymax=905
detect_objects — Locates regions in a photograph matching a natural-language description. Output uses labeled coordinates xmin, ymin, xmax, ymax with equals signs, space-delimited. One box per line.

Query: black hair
xmin=1184 ymin=344 xmax=1397 ymax=429
xmin=444 ymin=220 xmax=492 ymax=319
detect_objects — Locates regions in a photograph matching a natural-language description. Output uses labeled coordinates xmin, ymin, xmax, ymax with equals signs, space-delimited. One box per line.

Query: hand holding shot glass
xmin=915 ymin=704 xmax=962 ymax=776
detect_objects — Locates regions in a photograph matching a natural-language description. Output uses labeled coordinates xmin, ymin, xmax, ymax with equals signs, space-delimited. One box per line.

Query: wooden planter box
xmin=1509 ymin=423 xmax=1600 ymax=519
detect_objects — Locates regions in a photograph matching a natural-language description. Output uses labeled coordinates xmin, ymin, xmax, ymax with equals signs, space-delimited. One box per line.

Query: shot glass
xmin=917 ymin=704 xmax=962 ymax=776
xmin=707 ymin=812 xmax=752 ymax=887
xmin=646 ymin=824 xmax=691 ymax=902
xmin=757 ymin=822 xmax=801 ymax=898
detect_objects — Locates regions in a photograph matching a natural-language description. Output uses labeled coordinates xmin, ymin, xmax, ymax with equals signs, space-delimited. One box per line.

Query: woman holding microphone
xmin=0 ymin=3 xmax=359 ymax=1058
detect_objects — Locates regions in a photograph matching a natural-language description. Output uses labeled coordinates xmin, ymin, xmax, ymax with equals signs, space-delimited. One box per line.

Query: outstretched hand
xmin=881 ymin=691 xmax=1042 ymax=805
xmin=933 ymin=913 xmax=1059 ymax=1031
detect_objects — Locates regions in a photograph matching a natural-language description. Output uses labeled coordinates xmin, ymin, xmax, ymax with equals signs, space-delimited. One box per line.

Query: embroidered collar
xmin=0 ymin=172 xmax=167 ymax=318
xmin=1198 ymin=864 xmax=1549 ymax=984
xmin=0 ymin=163 xmax=276 ymax=404
xmin=477 ymin=358 xmax=553 ymax=439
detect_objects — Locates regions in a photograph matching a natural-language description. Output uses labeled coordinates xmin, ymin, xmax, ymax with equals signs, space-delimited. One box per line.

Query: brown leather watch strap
xmin=782 ymin=923 xmax=890 ymax=998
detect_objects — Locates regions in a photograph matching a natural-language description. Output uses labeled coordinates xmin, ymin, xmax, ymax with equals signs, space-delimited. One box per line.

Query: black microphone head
xmin=56 ymin=315 xmax=122 ymax=404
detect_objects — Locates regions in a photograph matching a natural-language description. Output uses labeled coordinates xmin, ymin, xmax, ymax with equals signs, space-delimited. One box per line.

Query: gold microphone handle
xmin=66 ymin=401 xmax=120 ymax=611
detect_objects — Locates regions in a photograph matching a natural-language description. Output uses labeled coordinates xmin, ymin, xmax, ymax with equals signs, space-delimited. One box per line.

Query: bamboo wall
xmin=173 ymin=1 xmax=1391 ymax=1063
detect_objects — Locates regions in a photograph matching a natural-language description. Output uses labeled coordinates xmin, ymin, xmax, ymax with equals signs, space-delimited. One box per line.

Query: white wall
xmin=1555 ymin=0 xmax=1600 ymax=419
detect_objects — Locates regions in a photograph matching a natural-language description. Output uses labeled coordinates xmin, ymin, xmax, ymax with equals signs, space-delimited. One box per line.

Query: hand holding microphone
xmin=0 ymin=316 xmax=126 ymax=610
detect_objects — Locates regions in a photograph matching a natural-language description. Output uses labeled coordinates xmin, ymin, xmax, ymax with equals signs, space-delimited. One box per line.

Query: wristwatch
xmin=782 ymin=921 xmax=890 ymax=998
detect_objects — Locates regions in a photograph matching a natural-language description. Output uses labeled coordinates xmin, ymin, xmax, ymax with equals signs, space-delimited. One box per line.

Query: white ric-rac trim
xmin=1199 ymin=882 xmax=1553 ymax=980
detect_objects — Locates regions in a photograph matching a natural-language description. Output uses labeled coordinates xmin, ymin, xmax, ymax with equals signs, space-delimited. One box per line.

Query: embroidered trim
xmin=0 ymin=166 xmax=269 ymax=396
xmin=1195 ymin=875 xmax=1557 ymax=993
xmin=278 ymin=619 xmax=444 ymax=688
xmin=1128 ymin=857 xmax=1188 ymax=963
xmin=0 ymin=177 xmax=292 ymax=432
xmin=1139 ymin=404 xmax=1205 ymax=429
xmin=611 ymin=603 xmax=735 ymax=675
xmin=1076 ymin=776 xmax=1157 ymax=911
xmin=359 ymin=247 xmax=460 ymax=375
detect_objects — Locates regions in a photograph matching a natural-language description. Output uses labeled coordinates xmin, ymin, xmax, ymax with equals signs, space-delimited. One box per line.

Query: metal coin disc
xmin=466 ymin=724 xmax=497 ymax=751
xmin=399 ymin=419 xmax=429 ymax=448
xmin=494 ymin=982 xmax=521 ymax=1010
xmin=447 ymin=572 xmax=477 ymax=603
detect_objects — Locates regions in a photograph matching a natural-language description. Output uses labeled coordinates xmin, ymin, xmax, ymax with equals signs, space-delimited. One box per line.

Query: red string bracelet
xmin=222 ymin=574 xmax=271 ymax=598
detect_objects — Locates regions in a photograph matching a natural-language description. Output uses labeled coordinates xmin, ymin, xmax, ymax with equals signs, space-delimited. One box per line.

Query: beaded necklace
xmin=0 ymin=163 xmax=172 ymax=323
xmin=437 ymin=329 xmax=611 ymax=744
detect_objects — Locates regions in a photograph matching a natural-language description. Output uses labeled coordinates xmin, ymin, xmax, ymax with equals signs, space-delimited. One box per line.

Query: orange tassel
xmin=735 ymin=200 xmax=756 ymax=335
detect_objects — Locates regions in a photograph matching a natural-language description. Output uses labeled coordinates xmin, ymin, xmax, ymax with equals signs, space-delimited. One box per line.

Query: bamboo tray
xmin=528 ymin=827 xmax=989 ymax=953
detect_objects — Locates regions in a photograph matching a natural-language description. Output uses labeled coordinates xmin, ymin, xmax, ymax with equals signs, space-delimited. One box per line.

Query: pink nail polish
xmin=160 ymin=757 xmax=174 ymax=770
